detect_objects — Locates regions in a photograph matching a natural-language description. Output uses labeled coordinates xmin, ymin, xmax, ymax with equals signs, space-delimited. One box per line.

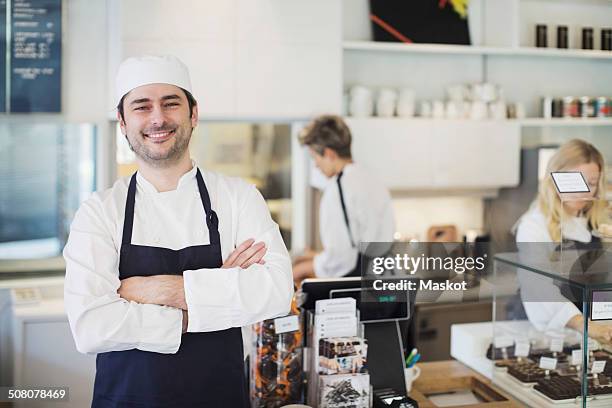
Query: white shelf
xmin=520 ymin=118 xmax=612 ymax=126
xmin=345 ymin=116 xmax=612 ymax=127
xmin=343 ymin=41 xmax=612 ymax=60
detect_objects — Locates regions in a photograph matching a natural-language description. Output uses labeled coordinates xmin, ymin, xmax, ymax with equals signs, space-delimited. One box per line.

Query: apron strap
xmin=337 ymin=170 xmax=356 ymax=248
xmin=196 ymin=169 xmax=221 ymax=246
xmin=121 ymin=173 xmax=138 ymax=251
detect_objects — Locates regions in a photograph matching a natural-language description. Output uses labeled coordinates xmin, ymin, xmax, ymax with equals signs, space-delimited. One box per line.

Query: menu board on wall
xmin=10 ymin=0 xmax=62 ymax=112
xmin=0 ymin=0 xmax=6 ymax=112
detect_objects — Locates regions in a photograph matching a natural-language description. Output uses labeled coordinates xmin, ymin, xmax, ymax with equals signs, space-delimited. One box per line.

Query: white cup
xmin=481 ymin=83 xmax=498 ymax=102
xmin=376 ymin=88 xmax=397 ymax=117
xmin=397 ymin=88 xmax=416 ymax=117
xmin=378 ymin=88 xmax=397 ymax=101
xmin=376 ymin=99 xmax=395 ymax=117
xmin=405 ymin=365 xmax=421 ymax=393
xmin=445 ymin=101 xmax=460 ymax=119
xmin=470 ymin=100 xmax=488 ymax=120
xmin=470 ymin=83 xmax=484 ymax=101
xmin=420 ymin=101 xmax=432 ymax=118
xmin=350 ymin=85 xmax=371 ymax=99
xmin=447 ymin=84 xmax=468 ymax=102
xmin=432 ymin=100 xmax=445 ymax=119
xmin=349 ymin=98 xmax=373 ymax=117
xmin=349 ymin=86 xmax=374 ymax=117
xmin=397 ymin=100 xmax=415 ymax=117
xmin=398 ymin=87 xmax=416 ymax=103
xmin=489 ymin=101 xmax=507 ymax=120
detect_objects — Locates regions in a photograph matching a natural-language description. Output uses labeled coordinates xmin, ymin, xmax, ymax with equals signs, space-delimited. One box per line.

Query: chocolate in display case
xmin=491 ymin=198 xmax=612 ymax=407
xmin=251 ymin=296 xmax=304 ymax=407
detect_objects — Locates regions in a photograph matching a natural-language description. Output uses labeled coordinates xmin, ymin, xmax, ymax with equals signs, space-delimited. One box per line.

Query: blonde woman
xmin=515 ymin=139 xmax=611 ymax=344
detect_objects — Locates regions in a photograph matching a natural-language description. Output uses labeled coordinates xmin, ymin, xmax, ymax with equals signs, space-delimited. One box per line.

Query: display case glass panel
xmin=492 ymin=200 xmax=612 ymax=407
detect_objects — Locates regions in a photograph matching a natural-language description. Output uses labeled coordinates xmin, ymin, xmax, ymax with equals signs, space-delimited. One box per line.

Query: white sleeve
xmin=516 ymin=214 xmax=551 ymax=243
xmin=515 ymin=213 xmax=580 ymax=332
xmin=522 ymin=300 xmax=581 ymax=332
xmin=63 ymin=197 xmax=183 ymax=355
xmin=182 ymin=185 xmax=293 ymax=332
xmin=518 ymin=268 xmax=581 ymax=332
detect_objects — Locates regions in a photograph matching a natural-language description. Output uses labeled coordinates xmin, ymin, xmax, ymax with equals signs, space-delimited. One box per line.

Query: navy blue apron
xmin=92 ymin=169 xmax=249 ymax=408
xmin=336 ymin=171 xmax=363 ymax=278
xmin=559 ymin=234 xmax=604 ymax=311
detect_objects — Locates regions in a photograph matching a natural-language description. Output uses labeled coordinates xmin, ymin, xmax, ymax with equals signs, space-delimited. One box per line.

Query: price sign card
xmin=549 ymin=337 xmax=564 ymax=353
xmin=515 ymin=341 xmax=530 ymax=358
xmin=571 ymin=349 xmax=583 ymax=366
xmin=540 ymin=357 xmax=558 ymax=370
xmin=494 ymin=336 xmax=513 ymax=349
xmin=591 ymin=291 xmax=612 ymax=321
xmin=592 ymin=360 xmax=607 ymax=375
xmin=551 ymin=172 xmax=589 ymax=193
xmin=274 ymin=315 xmax=299 ymax=334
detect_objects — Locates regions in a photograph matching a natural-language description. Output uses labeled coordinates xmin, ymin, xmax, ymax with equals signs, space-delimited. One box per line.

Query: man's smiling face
xmin=119 ymin=83 xmax=198 ymax=166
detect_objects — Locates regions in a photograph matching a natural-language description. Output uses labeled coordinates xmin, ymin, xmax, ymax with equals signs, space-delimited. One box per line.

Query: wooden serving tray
xmin=410 ymin=360 xmax=523 ymax=407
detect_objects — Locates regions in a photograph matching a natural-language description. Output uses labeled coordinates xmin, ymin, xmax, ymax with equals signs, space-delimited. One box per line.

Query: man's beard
xmin=126 ymin=124 xmax=192 ymax=167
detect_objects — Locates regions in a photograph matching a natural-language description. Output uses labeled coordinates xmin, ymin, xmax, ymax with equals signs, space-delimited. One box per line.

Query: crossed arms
xmin=118 ymin=239 xmax=267 ymax=333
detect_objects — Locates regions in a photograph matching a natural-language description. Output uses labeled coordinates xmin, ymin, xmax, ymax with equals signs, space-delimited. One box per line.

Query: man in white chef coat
xmin=63 ymin=55 xmax=293 ymax=407
xmin=292 ymin=115 xmax=395 ymax=283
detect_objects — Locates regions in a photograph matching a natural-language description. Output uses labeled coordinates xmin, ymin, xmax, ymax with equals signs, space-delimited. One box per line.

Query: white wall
xmin=110 ymin=0 xmax=342 ymax=120
xmin=63 ymin=0 xmax=110 ymax=122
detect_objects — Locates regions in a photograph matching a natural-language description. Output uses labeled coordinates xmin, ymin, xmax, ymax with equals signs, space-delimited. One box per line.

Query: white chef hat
xmin=115 ymin=55 xmax=193 ymax=106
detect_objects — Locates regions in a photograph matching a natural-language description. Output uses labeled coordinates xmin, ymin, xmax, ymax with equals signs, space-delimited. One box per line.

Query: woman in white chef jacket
xmin=292 ymin=115 xmax=395 ymax=283
xmin=515 ymin=138 xmax=612 ymax=344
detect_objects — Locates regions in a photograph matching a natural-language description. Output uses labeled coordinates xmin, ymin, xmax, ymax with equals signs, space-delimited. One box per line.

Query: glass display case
xmin=491 ymin=199 xmax=612 ymax=407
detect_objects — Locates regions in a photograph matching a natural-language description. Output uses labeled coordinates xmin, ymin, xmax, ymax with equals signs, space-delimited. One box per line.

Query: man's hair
xmin=298 ymin=114 xmax=352 ymax=158
xmin=116 ymin=87 xmax=197 ymax=122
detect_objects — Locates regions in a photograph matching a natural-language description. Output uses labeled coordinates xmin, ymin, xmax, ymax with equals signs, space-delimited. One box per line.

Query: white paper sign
xmin=551 ymin=172 xmax=589 ymax=193
xmin=539 ymin=357 xmax=558 ymax=370
xmin=274 ymin=315 xmax=299 ymax=334
xmin=591 ymin=291 xmax=612 ymax=321
xmin=494 ymin=336 xmax=513 ymax=348
xmin=571 ymin=349 xmax=583 ymax=366
xmin=550 ymin=338 xmax=564 ymax=353
xmin=591 ymin=302 xmax=612 ymax=321
xmin=515 ymin=342 xmax=530 ymax=358
xmin=315 ymin=298 xmax=356 ymax=315
xmin=315 ymin=314 xmax=357 ymax=338
xmin=591 ymin=360 xmax=607 ymax=374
